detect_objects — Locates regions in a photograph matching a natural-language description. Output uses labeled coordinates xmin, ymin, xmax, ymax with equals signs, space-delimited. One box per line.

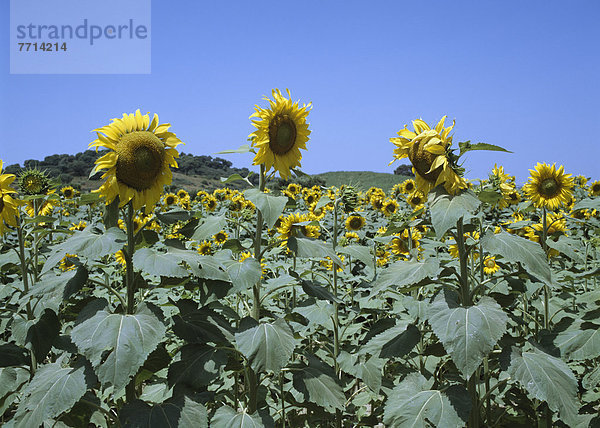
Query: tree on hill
xmin=393 ymin=163 xmax=414 ymax=177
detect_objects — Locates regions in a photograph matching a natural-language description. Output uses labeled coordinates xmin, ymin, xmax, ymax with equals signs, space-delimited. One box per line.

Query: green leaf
xmin=481 ymin=231 xmax=552 ymax=285
xmin=244 ymin=188 xmax=288 ymax=229
xmin=221 ymin=173 xmax=253 ymax=187
xmin=477 ymin=189 xmax=502 ymax=204
xmin=168 ymin=344 xmax=228 ymax=390
xmin=22 ymin=267 xmax=88 ymax=315
xmin=10 ymin=362 xmax=87 ymax=428
xmin=292 ymin=357 xmax=346 ymax=412
xmin=119 ymin=397 xmax=208 ymax=428
xmin=155 ymin=209 xmax=191 ymax=224
xmin=0 ymin=367 xmax=29 ymax=415
xmin=458 ymin=140 xmax=512 ymax=156
xmin=287 ymin=236 xmax=342 ymax=266
xmin=300 ymin=279 xmax=342 ymax=304
xmin=133 ymin=247 xmax=188 ymax=277
xmin=214 ymin=144 xmax=254 ymax=154
xmin=428 ymin=188 xmax=480 ymax=237
xmin=23 ymin=215 xmax=56 ymax=224
xmin=78 ymin=192 xmax=102 ymax=205
xmin=360 ymin=322 xmax=411 ymax=357
xmin=545 ymin=235 xmax=584 ymax=263
xmin=572 ymin=197 xmax=600 ymax=212
xmin=428 ymin=292 xmax=508 ymax=379
xmin=71 ymin=303 xmax=166 ymax=393
xmin=383 ymin=372 xmax=469 ymax=428
xmin=294 ymin=301 xmax=335 ymax=330
xmin=26 ymin=309 xmax=60 ymax=362
xmin=583 ymin=365 xmax=600 ymax=389
xmin=225 ymin=257 xmax=262 ymax=293
xmin=379 ymin=324 xmax=421 ymax=359
xmin=554 ymin=321 xmax=600 ymax=361
xmin=42 ymin=226 xmax=126 ymax=275
xmin=507 ymin=346 xmax=579 ymax=426
xmin=211 ymin=405 xmax=264 ymax=428
xmin=235 ymin=318 xmax=296 ymax=373
xmin=337 ymin=244 xmax=374 ymax=271
xmin=0 ymin=343 xmax=29 ymax=367
xmin=192 ymin=214 xmax=227 ymax=242
xmin=371 ymin=257 xmax=440 ymax=295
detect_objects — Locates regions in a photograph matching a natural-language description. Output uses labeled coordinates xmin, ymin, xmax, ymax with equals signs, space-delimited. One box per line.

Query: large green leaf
xmin=42 ymin=226 xmax=126 ymax=275
xmin=235 ymin=318 xmax=296 ymax=373
xmin=428 ymin=292 xmax=508 ymax=379
xmin=133 ymin=247 xmax=188 ymax=277
xmin=371 ymin=257 xmax=440 ymax=295
xmin=0 ymin=367 xmax=29 ymax=415
xmin=192 ymin=214 xmax=227 ymax=242
xmin=428 ymin=188 xmax=480 ymax=237
xmin=287 ymin=236 xmax=342 ymax=267
xmin=0 ymin=343 xmax=28 ymax=367
xmin=292 ymin=357 xmax=346 ymax=412
xmin=155 ymin=209 xmax=191 ymax=225
xmin=507 ymin=346 xmax=579 ymax=426
xmin=168 ymin=344 xmax=228 ymax=390
xmin=244 ymin=188 xmax=288 ymax=229
xmin=383 ymin=372 xmax=468 ymax=427
xmin=211 ymin=405 xmax=264 ymax=428
xmin=9 ymin=362 xmax=87 ymax=428
xmin=119 ymin=397 xmax=208 ymax=428
xmin=360 ymin=322 xmax=411 ymax=357
xmin=224 ymin=257 xmax=262 ymax=293
xmin=545 ymin=235 xmax=584 ymax=263
xmin=481 ymin=230 xmax=552 ymax=285
xmin=294 ymin=301 xmax=335 ymax=330
xmin=572 ymin=197 xmax=600 ymax=212
xmin=22 ymin=267 xmax=88 ymax=315
xmin=337 ymin=244 xmax=374 ymax=271
xmin=458 ymin=140 xmax=512 ymax=156
xmin=25 ymin=308 xmax=61 ymax=362
xmin=171 ymin=301 xmax=233 ymax=345
xmin=554 ymin=321 xmax=600 ymax=361
xmin=71 ymin=303 xmax=166 ymax=393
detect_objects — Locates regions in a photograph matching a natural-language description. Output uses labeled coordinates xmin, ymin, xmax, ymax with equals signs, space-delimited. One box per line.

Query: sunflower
xmin=18 ymin=168 xmax=52 ymax=195
xmin=483 ymin=257 xmax=499 ymax=275
xmin=249 ymin=89 xmax=312 ymax=179
xmin=69 ymin=221 xmax=87 ymax=231
xmin=114 ymin=250 xmax=127 ymax=268
xmin=59 ymin=254 xmax=78 ymax=272
xmin=345 ymin=231 xmax=360 ymax=242
xmin=320 ymin=254 xmax=345 ymax=272
xmin=197 ymin=240 xmax=213 ymax=255
xmin=61 ymin=186 xmax=77 ymax=199
xmin=213 ymin=230 xmax=228 ymax=244
xmin=402 ymin=179 xmax=416 ymax=194
xmin=448 ymin=232 xmax=480 ymax=259
xmin=345 ymin=214 xmax=366 ymax=231
xmin=589 ymin=180 xmax=600 ymax=197
xmin=177 ymin=189 xmax=189 ymax=200
xmin=371 ymin=197 xmax=384 ymax=211
xmin=287 ymin=183 xmax=302 ymax=195
xmin=0 ymin=160 xmax=20 ymax=234
xmin=389 ymin=228 xmax=422 ymax=256
xmin=382 ymin=199 xmax=399 ymax=216
xmin=407 ymin=191 xmax=425 ymax=209
xmin=89 ymin=110 xmax=183 ymax=214
xmin=522 ymin=163 xmax=574 ymax=210
xmin=278 ymin=212 xmax=320 ymax=241
xmin=389 ymin=116 xmax=467 ymax=195
xmin=25 ymin=199 xmax=54 ymax=217
xmin=203 ymin=195 xmax=218 ymax=211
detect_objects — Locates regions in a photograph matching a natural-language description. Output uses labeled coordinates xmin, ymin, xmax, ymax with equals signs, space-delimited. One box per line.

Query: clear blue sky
xmin=2 ymin=0 xmax=599 ymax=184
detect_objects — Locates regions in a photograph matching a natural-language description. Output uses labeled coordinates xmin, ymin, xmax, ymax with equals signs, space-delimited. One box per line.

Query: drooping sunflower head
xmin=89 ymin=110 xmax=183 ymax=214
xmin=522 ymin=163 xmax=574 ymax=210
xmin=389 ymin=116 xmax=467 ymax=195
xmin=18 ymin=168 xmax=53 ymax=196
xmin=249 ymin=89 xmax=311 ymax=179
xmin=483 ymin=256 xmax=499 ymax=275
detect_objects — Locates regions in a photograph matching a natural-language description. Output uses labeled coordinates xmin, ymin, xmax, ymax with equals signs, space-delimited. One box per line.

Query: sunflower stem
xmin=16 ymin=215 xmax=36 ymax=376
xmin=124 ymin=202 xmax=137 ymax=403
xmin=252 ymin=164 xmax=266 ymax=321
xmin=541 ymin=207 xmax=550 ymax=332
xmin=332 ymin=198 xmax=342 ymax=428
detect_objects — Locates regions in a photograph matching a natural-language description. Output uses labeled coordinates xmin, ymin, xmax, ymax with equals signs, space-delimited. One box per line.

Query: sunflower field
xmin=1 ymin=91 xmax=600 ymax=428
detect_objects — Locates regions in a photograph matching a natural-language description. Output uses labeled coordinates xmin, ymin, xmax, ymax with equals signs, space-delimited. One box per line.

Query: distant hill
xmin=4 ymin=151 xmax=412 ymax=194
xmin=315 ymin=171 xmax=410 ymax=193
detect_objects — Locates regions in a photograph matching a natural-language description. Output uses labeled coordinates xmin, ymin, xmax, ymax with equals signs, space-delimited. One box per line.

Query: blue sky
xmin=1 ymin=0 xmax=599 ymax=184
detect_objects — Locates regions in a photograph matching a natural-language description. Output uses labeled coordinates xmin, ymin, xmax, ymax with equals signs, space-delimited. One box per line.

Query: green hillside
xmin=315 ymin=171 xmax=411 ymax=192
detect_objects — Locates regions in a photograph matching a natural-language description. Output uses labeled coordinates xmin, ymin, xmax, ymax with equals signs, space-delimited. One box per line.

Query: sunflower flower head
xmin=0 ymin=160 xmax=20 ymax=234
xmin=390 ymin=116 xmax=467 ymax=195
xmin=18 ymin=167 xmax=53 ymax=196
xmin=249 ymin=89 xmax=312 ymax=179
xmin=89 ymin=109 xmax=183 ymax=214
xmin=522 ymin=163 xmax=574 ymax=210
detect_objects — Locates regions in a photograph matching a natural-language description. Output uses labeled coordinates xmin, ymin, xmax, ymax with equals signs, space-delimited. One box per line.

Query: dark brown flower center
xmin=539 ymin=178 xmax=559 ymax=198
xmin=116 ymin=131 xmax=165 ymax=191
xmin=408 ymin=140 xmax=441 ymax=182
xmin=268 ymin=115 xmax=297 ymax=155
